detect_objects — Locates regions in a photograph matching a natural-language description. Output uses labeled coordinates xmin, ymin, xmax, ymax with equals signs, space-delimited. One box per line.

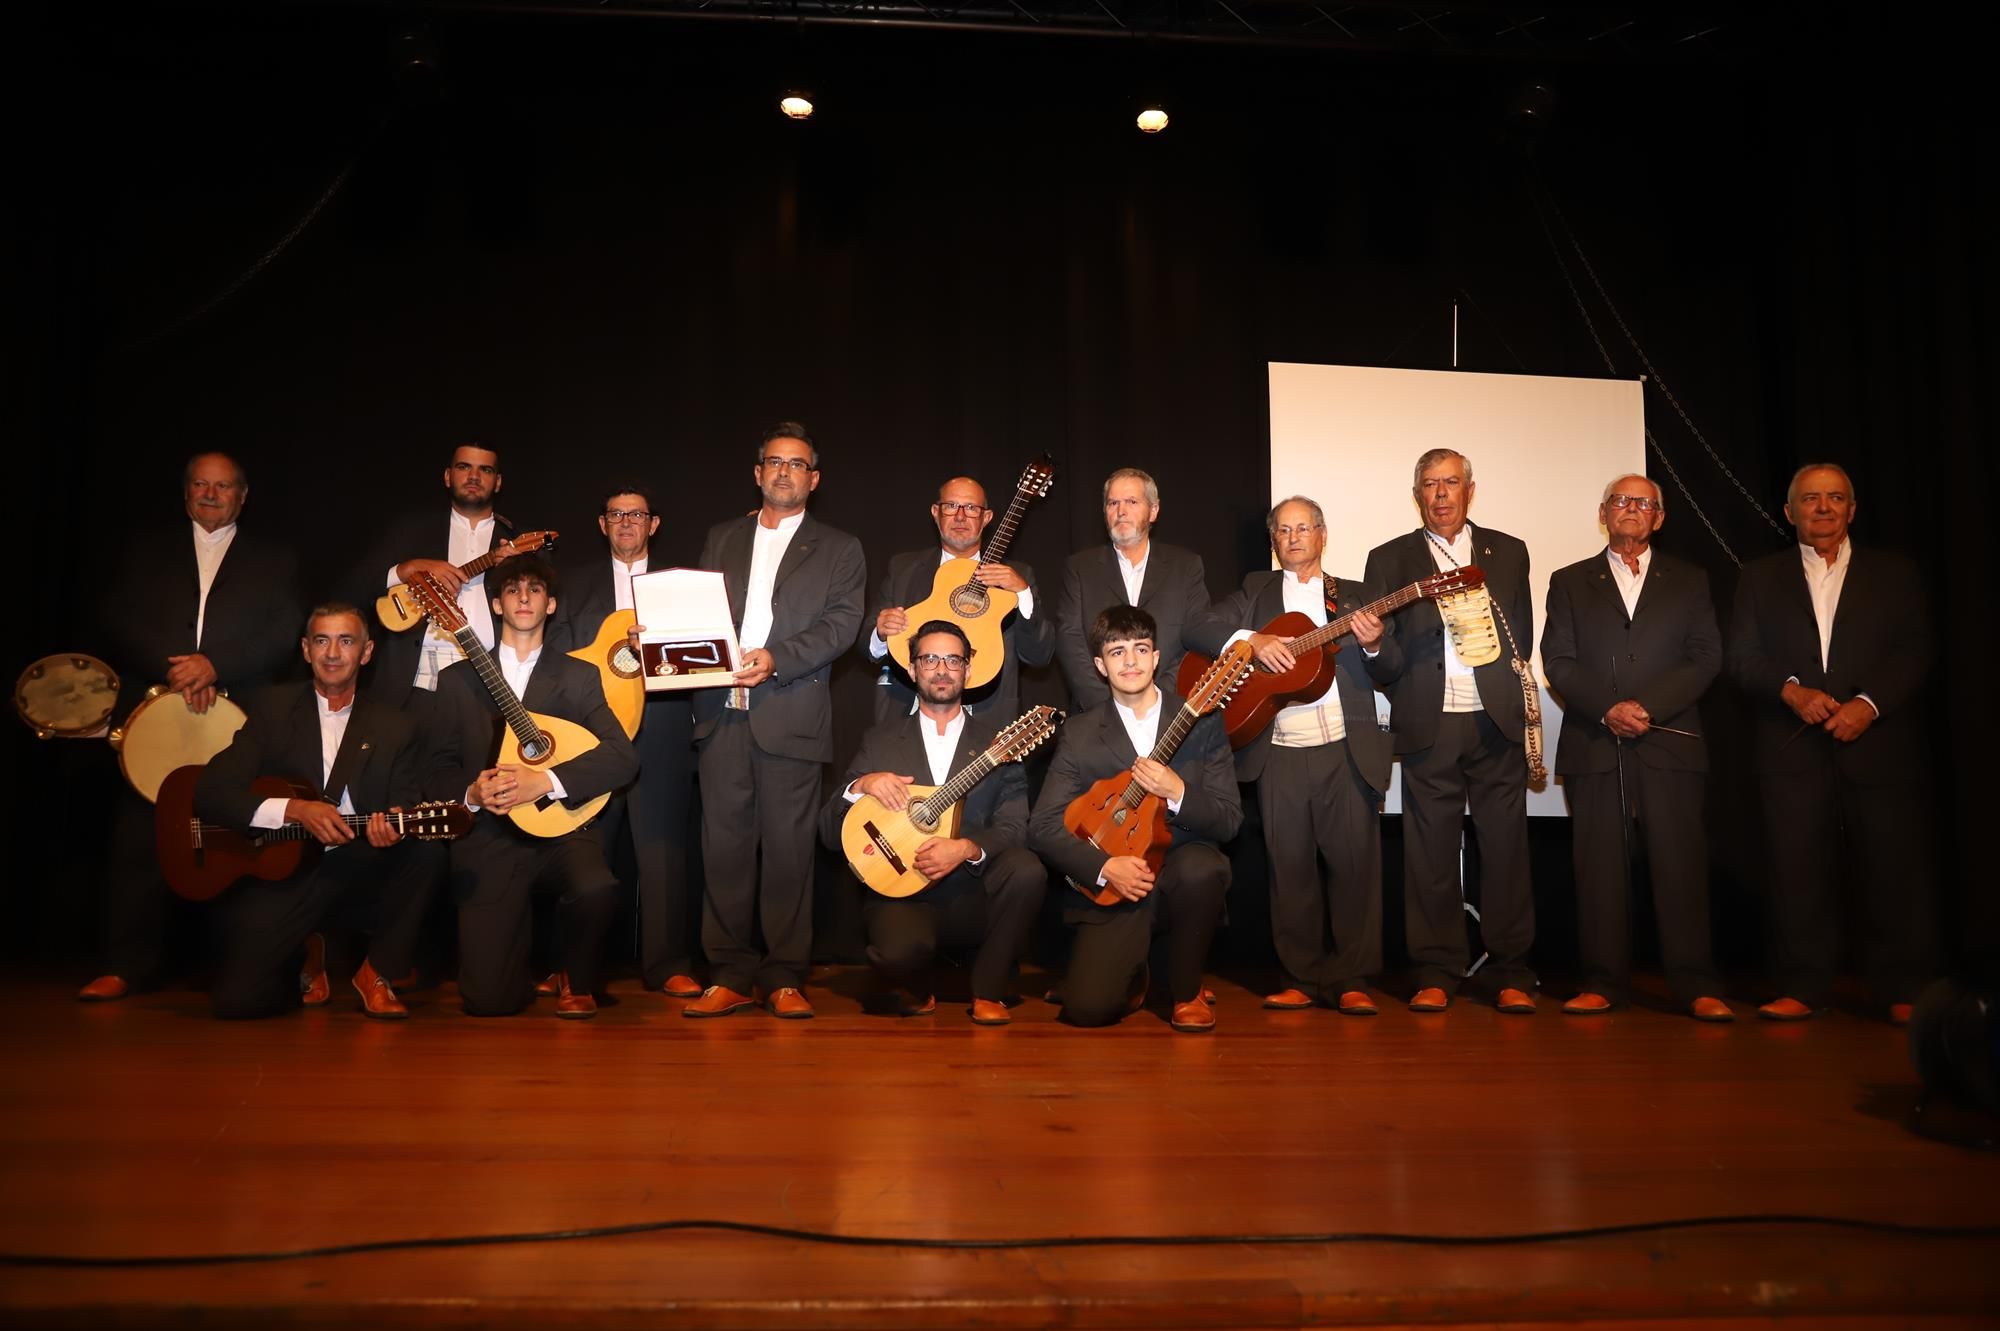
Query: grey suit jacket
xmin=1185 ymin=571 xmax=1405 ymax=790
xmin=861 ymin=547 xmax=1056 ymax=724
xmin=816 ymin=710 xmax=1030 ymax=870
xmin=1362 ymin=525 xmax=1534 ymax=752
xmin=1542 ymin=550 xmax=1720 ymax=775
xmin=690 ymin=512 xmax=866 ymax=764
xmin=1055 ymin=542 xmax=1210 ymax=712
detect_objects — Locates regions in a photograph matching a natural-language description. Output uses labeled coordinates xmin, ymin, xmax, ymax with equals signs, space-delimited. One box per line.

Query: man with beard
xmin=1728 ymin=463 xmax=1937 ymax=1024
xmin=1055 ymin=468 xmax=1210 ymax=712
xmin=80 ymin=452 xmax=300 ymax=1001
xmin=683 ymin=423 xmax=866 ymax=1020
xmin=863 ymin=476 xmax=1055 ymax=723
xmin=194 ymin=605 xmax=441 ymax=1019
xmin=823 ymin=621 xmax=1047 ymax=1023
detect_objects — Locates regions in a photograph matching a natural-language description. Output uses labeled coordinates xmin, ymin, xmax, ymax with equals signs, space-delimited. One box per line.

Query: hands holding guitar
xmin=1099 ymin=856 xmax=1157 ymax=902
xmin=1244 ymin=610 xmax=1381 ymax=674
xmin=470 ymin=765 xmax=554 ymax=815
xmin=398 ymin=539 xmax=517 ymax=598
xmin=284 ymin=798 xmax=403 ymax=848
xmin=1130 ymin=757 xmax=1185 ymax=806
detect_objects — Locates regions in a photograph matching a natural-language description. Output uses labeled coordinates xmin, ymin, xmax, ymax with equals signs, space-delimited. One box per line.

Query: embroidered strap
xmin=1420 ymin=535 xmax=1546 ymax=786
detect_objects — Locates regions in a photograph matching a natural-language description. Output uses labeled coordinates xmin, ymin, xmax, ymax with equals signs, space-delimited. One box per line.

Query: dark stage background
xmin=14 ymin=3 xmax=1994 ymax=982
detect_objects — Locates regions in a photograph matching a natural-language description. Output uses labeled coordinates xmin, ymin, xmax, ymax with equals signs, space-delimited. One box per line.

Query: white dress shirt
xmin=250 ymin=691 xmax=357 ymax=830
xmin=868 ymin=548 xmax=1037 ymax=659
xmin=738 ymin=510 xmax=805 ymax=652
xmin=1790 ymin=537 xmax=1876 ymax=715
xmin=1112 ymin=691 xmax=1183 ymax=815
xmin=400 ymin=510 xmax=503 ymax=692
xmin=1116 ymin=544 xmax=1150 ymax=606
xmin=1606 ymin=544 xmax=1653 ymax=620
xmin=191 ymin=520 xmax=238 ymax=650
xmin=611 ymin=554 xmax=648 ymax=613
xmin=1425 ymin=526 xmax=1484 ymax=712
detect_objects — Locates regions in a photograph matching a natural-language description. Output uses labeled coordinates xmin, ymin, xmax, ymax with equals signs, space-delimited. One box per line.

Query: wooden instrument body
xmin=887 ymin=556 xmax=1016 ymax=690
xmin=840 ymin=785 xmax=965 ymax=898
xmin=113 ymin=688 xmax=249 ymax=803
xmin=1175 ymin=610 xmax=1338 ymax=751
xmin=498 ymin=710 xmax=611 ymax=836
xmin=14 ymin=653 xmax=119 ymax=739
xmin=156 ymin=768 xmax=310 ymax=901
xmin=569 ymin=608 xmax=644 ymax=740
xmin=1062 ymin=775 xmax=1171 ymax=907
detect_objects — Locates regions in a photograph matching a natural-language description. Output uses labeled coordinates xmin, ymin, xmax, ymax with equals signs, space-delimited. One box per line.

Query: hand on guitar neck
xmin=283 ymin=798 xmax=404 ymax=848
xmin=1244 ymin=610 xmax=1383 ymax=675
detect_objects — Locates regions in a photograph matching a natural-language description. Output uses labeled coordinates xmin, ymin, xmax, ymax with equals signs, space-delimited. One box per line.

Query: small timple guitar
xmin=154 ymin=765 xmax=470 ymax=901
xmin=886 ymin=455 xmax=1055 ymax=691
xmin=841 ymin=706 xmax=1063 ymax=898
xmin=376 ymin=531 xmax=559 ymax=633
xmin=406 ymin=570 xmax=610 ymax=837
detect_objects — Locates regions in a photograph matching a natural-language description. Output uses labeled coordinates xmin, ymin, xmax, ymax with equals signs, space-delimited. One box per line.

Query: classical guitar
xmin=376 ymin=531 xmax=559 ymax=633
xmin=154 ymin=764 xmax=470 ymax=902
xmin=841 ymin=705 xmax=1063 ymax=899
xmin=886 ymin=454 xmax=1055 ymax=691
xmin=406 ymin=570 xmax=611 ymax=836
xmin=568 ymin=609 xmax=643 ymax=740
xmin=1175 ymin=567 xmax=1486 ymax=750
xmin=1061 ymin=648 xmax=1254 ymax=906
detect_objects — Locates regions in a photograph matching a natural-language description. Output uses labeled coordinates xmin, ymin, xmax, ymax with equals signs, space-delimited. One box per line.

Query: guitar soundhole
xmin=520 ymin=736 xmax=551 ymax=763
xmin=910 ymin=811 xmax=937 ymax=834
xmin=1111 ymin=808 xmax=1127 ymax=827
xmin=609 ymin=645 xmax=641 ymax=679
xmin=948 ymin=583 xmax=991 ymax=618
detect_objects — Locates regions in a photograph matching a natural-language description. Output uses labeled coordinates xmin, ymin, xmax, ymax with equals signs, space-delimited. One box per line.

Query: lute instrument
xmin=376 ymin=531 xmax=559 ymax=633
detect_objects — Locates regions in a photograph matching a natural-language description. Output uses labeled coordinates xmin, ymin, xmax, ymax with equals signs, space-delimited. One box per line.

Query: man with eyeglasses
xmin=545 ymin=485 xmax=701 ymax=1001
xmin=685 ymin=423 xmax=866 ymax=1020
xmin=822 ymin=621 xmax=1047 ymax=1024
xmin=1186 ymin=496 xmax=1403 ymax=1015
xmin=1363 ymin=448 xmax=1538 ymax=1015
xmin=1542 ymin=475 xmax=1731 ymax=1021
xmin=863 ymin=476 xmax=1055 ymax=722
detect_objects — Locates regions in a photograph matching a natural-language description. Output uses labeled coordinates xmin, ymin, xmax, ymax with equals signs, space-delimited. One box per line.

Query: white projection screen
xmin=1268 ymin=363 xmax=1646 ymax=816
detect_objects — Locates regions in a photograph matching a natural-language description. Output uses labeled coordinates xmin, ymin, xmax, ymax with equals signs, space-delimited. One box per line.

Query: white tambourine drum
xmin=111 ymin=687 xmax=248 ymax=803
xmin=14 ymin=654 xmax=121 ymax=739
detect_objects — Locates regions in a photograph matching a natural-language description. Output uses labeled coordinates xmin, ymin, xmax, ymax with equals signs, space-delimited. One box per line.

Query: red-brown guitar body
xmin=1175 ymin=610 xmax=1335 ymax=749
xmin=155 ymin=769 xmax=309 ymax=901
xmin=1061 ymin=776 xmax=1171 ymax=908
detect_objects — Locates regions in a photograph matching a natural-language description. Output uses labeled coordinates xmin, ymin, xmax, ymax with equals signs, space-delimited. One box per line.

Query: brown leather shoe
xmin=1888 ymin=1002 xmax=1914 ymax=1026
xmin=1690 ymin=996 xmax=1736 ymax=1023
xmin=1408 ymin=986 xmax=1450 ymax=1012
xmin=352 ymin=958 xmax=408 ymax=1020
xmin=300 ymin=933 xmax=330 ymax=1007
xmin=768 ymin=987 xmax=814 ymax=1019
xmin=970 ymin=998 xmax=1012 ymax=1026
xmin=1337 ymin=990 xmax=1378 ymax=1016
xmin=1758 ymin=996 xmax=1814 ymax=1022
xmin=1496 ymin=988 xmax=1537 ymax=1014
xmin=1200 ymin=987 xmax=1217 ymax=1005
xmin=1562 ymin=992 xmax=1612 ymax=1015
xmin=1170 ymin=999 xmax=1215 ymax=1033
xmin=534 ymin=971 xmax=563 ymax=998
xmin=890 ymin=988 xmax=936 ymax=1017
xmin=662 ymin=974 xmax=704 ymax=1000
xmin=77 ymin=974 xmax=129 ymax=1002
xmin=684 ymin=984 xmax=756 ymax=1018
xmin=1263 ymin=987 xmax=1313 ymax=1010
xmin=554 ymin=974 xmax=597 ymax=1020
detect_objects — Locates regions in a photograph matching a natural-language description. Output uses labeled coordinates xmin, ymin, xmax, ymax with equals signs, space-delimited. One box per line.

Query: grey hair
xmin=183 ymin=452 xmax=247 ymax=491
xmin=1601 ymin=473 xmax=1663 ymax=510
xmin=1266 ymin=495 xmax=1327 ymax=538
xmin=757 ymin=422 xmax=820 ymax=469
xmin=1787 ymin=462 xmax=1855 ymax=507
xmin=1102 ymin=467 xmax=1160 ymax=508
xmin=1412 ymin=448 xmax=1471 ymax=489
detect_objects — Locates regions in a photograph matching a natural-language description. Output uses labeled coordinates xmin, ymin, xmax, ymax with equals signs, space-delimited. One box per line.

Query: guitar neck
xmin=977 ymin=486 xmax=1038 ymax=568
xmin=912 ymin=752 xmax=997 ymax=824
xmin=1115 ymin=701 xmax=1205 ymax=812
xmin=453 ymin=627 xmax=550 ymax=756
xmin=205 ymin=810 xmax=389 ymax=843
xmin=1286 ymin=580 xmax=1428 ymax=653
xmin=456 ymin=543 xmax=514 ymax=580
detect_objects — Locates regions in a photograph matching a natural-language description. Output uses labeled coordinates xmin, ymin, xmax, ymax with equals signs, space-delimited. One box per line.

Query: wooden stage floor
xmin=1 ymin=968 xmax=1996 ymax=1330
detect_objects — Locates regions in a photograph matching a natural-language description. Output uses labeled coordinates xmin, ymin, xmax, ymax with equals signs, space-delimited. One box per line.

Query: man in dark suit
xmin=1186 ymin=496 xmax=1403 ymax=1014
xmin=1362 ymin=448 xmax=1538 ymax=1014
xmin=821 ymin=621 xmax=1048 ymax=1024
xmin=194 ymin=605 xmax=443 ymax=1019
xmin=425 ymin=554 xmax=639 ymax=1019
xmin=685 ymin=422 xmax=866 ymax=1020
xmin=81 ymin=452 xmax=301 ymax=1001
xmin=1727 ymin=463 xmax=1937 ymax=1024
xmin=1542 ymin=475 xmax=1731 ymax=1021
xmin=546 ymin=484 xmax=702 ymax=1000
xmin=1030 ymin=606 xmax=1242 ymax=1031
xmin=1055 ymin=468 xmax=1210 ymax=711
xmin=862 ymin=475 xmax=1055 ymax=723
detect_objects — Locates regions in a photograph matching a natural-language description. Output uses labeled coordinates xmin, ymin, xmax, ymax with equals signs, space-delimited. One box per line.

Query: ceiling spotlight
xmin=780 ymin=92 xmax=815 ymax=121
xmin=1135 ymin=106 xmax=1169 ymax=134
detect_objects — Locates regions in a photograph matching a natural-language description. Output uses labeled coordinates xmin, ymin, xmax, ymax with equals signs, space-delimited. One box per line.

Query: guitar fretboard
xmin=197 ymin=809 xmax=433 ymax=844
xmin=1111 ymin=653 xmax=1250 ymax=812
xmin=1284 ymin=580 xmax=1430 ymax=654
xmin=453 ymin=626 xmax=550 ymax=759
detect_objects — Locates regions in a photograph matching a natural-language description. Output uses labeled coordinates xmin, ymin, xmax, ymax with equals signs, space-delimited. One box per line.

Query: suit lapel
xmin=1587 ymin=550 xmax=1629 ymax=620
xmin=1252 ymin=572 xmax=1286 ymax=626
xmin=321 ymin=695 xmax=375 ymax=809
xmin=723 ymin=520 xmax=753 ymax=626
xmin=520 ymin=652 xmax=562 ymax=713
xmin=1631 ymin=552 xmax=1669 ymax=621
xmin=773 ymin=514 xmax=818 ymax=591
xmin=1098 ymin=703 xmax=1139 ymax=768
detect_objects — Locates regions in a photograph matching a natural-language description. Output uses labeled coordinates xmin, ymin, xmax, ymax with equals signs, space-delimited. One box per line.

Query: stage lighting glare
xmin=781 ymin=95 xmax=815 ymax=121
xmin=1136 ymin=107 xmax=1169 ymax=134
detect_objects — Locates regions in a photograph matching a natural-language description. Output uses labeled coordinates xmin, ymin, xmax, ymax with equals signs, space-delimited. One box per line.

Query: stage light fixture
xmin=781 ymin=92 xmax=815 ymax=121
xmin=1136 ymin=106 xmax=1169 ymax=134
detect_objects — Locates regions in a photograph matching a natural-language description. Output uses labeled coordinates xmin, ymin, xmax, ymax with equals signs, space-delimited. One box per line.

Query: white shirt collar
xmin=192 ymin=519 xmax=237 ymax=547
xmin=450 ymin=508 xmax=495 ymax=536
xmin=759 ymin=509 xmax=806 ymax=534
xmin=1798 ymin=537 xmax=1850 ymax=571
xmin=1606 ymin=544 xmax=1654 ymax=574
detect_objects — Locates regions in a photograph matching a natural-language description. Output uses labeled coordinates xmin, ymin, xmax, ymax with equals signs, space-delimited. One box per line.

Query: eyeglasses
xmin=913 ymin=653 xmax=970 ymax=671
xmin=760 ymin=456 xmax=815 ymax=473
xmin=1272 ymin=524 xmax=1323 ymax=539
xmin=604 ymin=509 xmax=652 ymax=523
xmin=1605 ymin=494 xmax=1661 ymax=512
xmin=935 ymin=502 xmax=987 ymax=517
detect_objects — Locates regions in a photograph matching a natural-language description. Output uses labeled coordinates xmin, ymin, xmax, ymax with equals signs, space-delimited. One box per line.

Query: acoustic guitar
xmin=886 ymin=455 xmax=1055 ymax=690
xmin=841 ymin=705 xmax=1063 ymax=898
xmin=405 ymin=570 xmax=611 ymax=836
xmin=568 ymin=608 xmax=644 ymax=740
xmin=1175 ymin=567 xmax=1486 ymax=750
xmin=376 ymin=531 xmax=559 ymax=633
xmin=154 ymin=764 xmax=470 ymax=902
xmin=1061 ymin=647 xmax=1254 ymax=905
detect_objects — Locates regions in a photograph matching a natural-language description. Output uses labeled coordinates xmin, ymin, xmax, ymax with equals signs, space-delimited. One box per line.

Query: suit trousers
xmin=1566 ymin=766 xmax=1720 ymax=1005
xmin=211 ymin=840 xmax=443 ymax=1020
xmin=863 ymin=847 xmax=1048 ymax=1000
xmin=1399 ymin=710 xmax=1536 ymax=995
xmin=598 ymin=695 xmax=699 ymax=987
xmin=1257 ymin=741 xmax=1383 ymax=999
xmin=1760 ymin=751 xmax=1939 ymax=1007
xmin=454 ymin=825 xmax=620 ymax=1016
xmin=697 ymin=710 xmax=823 ymax=994
xmin=1060 ymin=843 xmax=1231 ymax=1026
